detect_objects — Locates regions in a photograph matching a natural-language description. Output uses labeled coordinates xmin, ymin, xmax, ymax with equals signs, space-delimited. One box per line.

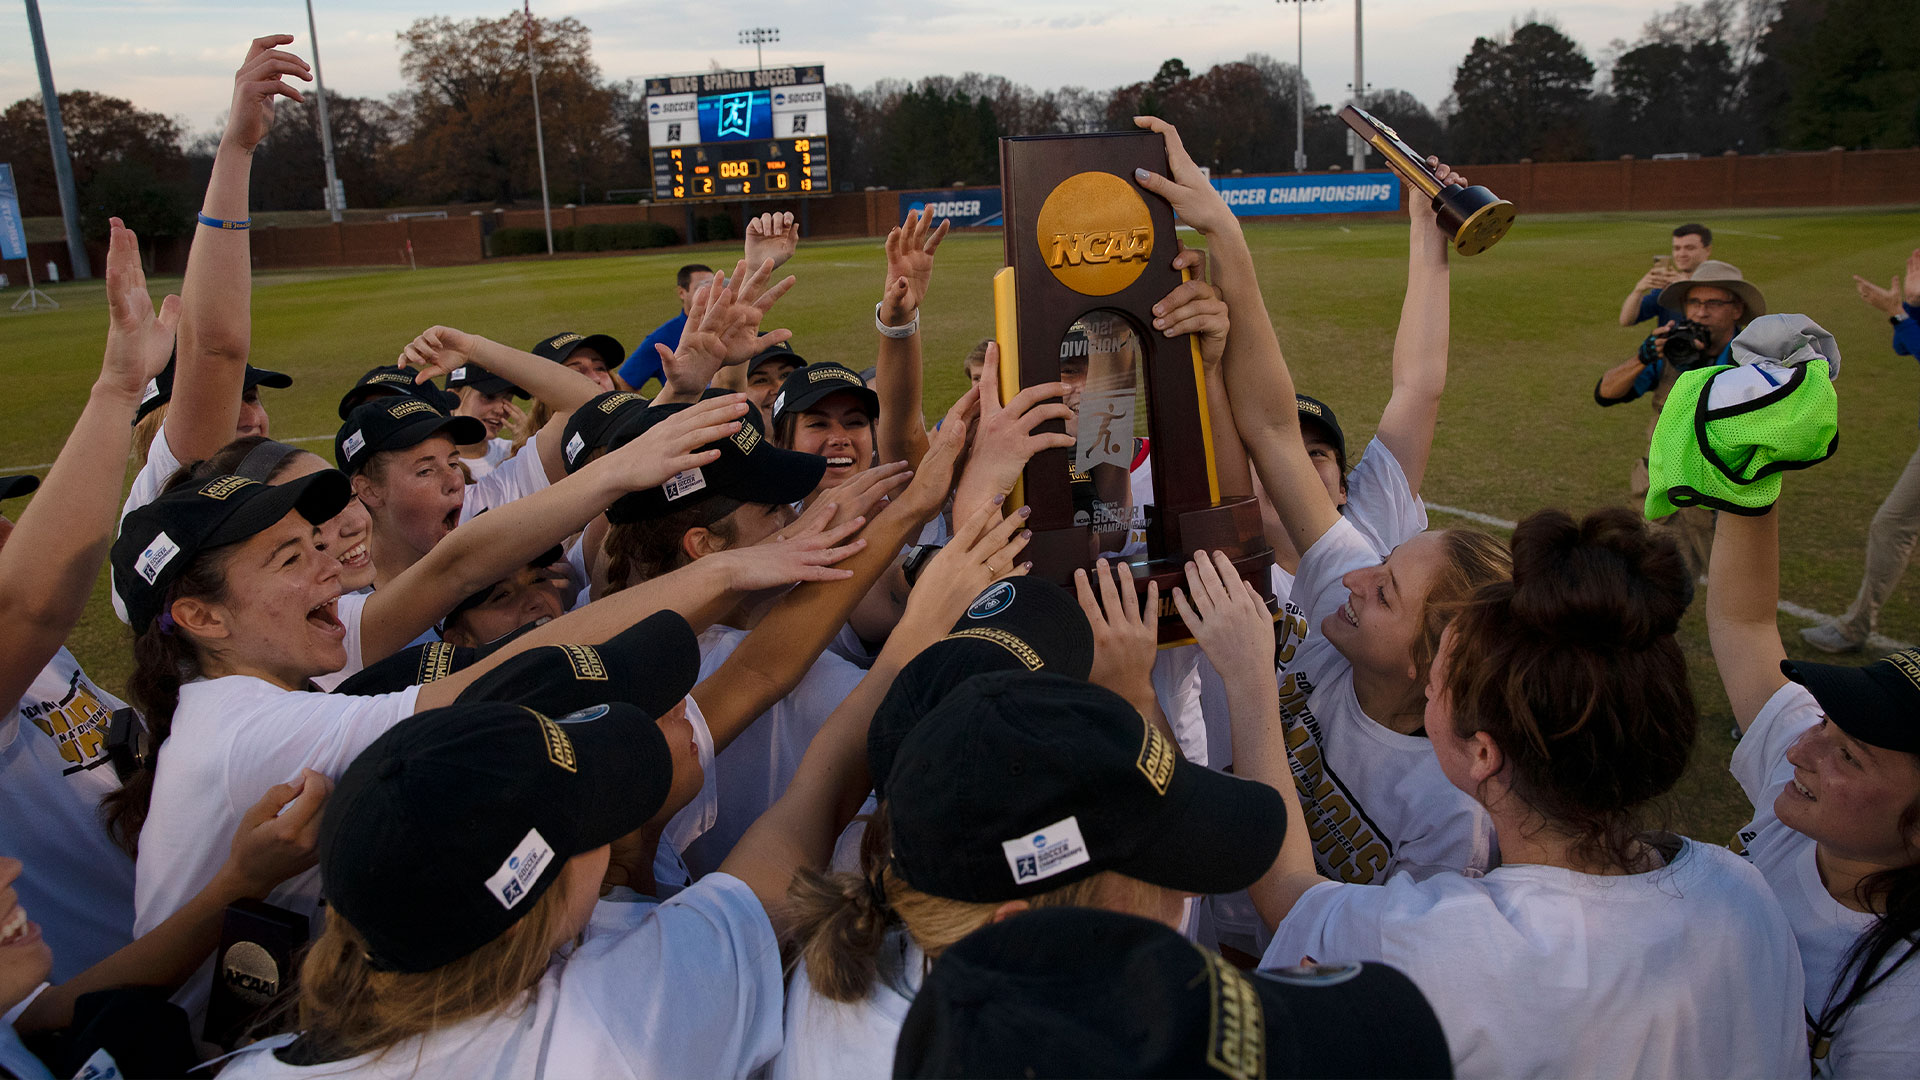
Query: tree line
xmin=0 ymin=0 xmax=1910 ymax=244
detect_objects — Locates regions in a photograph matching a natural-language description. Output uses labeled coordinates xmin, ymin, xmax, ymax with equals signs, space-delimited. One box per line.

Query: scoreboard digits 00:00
xmin=652 ymin=137 xmax=830 ymax=202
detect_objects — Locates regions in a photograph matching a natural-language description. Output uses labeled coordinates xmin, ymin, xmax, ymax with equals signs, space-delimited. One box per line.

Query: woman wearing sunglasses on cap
xmin=1179 ymin=508 xmax=1806 ymax=1079
xmin=1135 ymin=117 xmax=1508 ymax=885
xmin=1708 ymin=499 xmax=1920 ymax=1076
xmin=213 ymin=489 xmax=1021 ymax=1079
xmin=1 ymin=221 xmax=175 ymax=982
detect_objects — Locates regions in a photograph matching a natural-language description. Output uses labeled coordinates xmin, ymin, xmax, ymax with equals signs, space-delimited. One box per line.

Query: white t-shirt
xmin=111 ymin=428 xmax=189 ymax=623
xmin=680 ymin=626 xmax=866 ymax=878
xmin=1732 ymin=683 xmax=1920 ymax=1078
xmin=1 ymin=650 xmax=135 ymax=981
xmin=771 ymin=923 xmax=925 ymax=1080
xmin=1263 ymin=837 xmax=1807 ymax=1080
xmin=460 ymin=431 xmax=549 ymax=523
xmin=652 ymin=696 xmax=720 ymax=899
xmin=134 ymin=676 xmax=421 ymax=1017
xmin=219 ymin=873 xmax=783 ymax=1080
xmin=461 ymin=437 xmax=517 ymax=480
xmin=308 ymin=590 xmax=373 ymax=693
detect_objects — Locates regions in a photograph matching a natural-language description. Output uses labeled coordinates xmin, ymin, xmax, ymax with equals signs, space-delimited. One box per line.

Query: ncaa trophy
xmin=992 ymin=131 xmax=1274 ymax=644
xmin=1339 ymin=104 xmax=1516 ymax=256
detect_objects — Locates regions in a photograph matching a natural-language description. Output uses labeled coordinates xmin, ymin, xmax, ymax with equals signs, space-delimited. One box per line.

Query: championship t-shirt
xmin=1732 ymin=683 xmax=1920 ymax=1078
xmin=771 ymin=923 xmax=925 ymax=1080
xmin=680 ymin=626 xmax=866 ymax=878
xmin=1263 ymin=837 xmax=1807 ymax=1080
xmin=220 ymin=873 xmax=783 ymax=1080
xmin=1 ymin=650 xmax=135 ymax=981
xmin=134 ymin=677 xmax=421 ymax=1018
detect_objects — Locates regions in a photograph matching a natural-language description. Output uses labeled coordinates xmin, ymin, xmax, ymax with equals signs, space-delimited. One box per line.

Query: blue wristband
xmin=196 ymin=213 xmax=250 ymax=231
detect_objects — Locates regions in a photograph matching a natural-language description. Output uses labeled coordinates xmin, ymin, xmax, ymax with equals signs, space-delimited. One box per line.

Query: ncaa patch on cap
xmin=1001 ymin=815 xmax=1090 ymax=884
xmin=483 ymin=827 xmax=555 ymax=911
xmin=968 ymin=581 xmax=1016 ymax=619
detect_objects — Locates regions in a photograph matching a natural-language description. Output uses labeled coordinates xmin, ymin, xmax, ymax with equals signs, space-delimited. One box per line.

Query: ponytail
xmin=1813 ymin=804 xmax=1920 ymax=1054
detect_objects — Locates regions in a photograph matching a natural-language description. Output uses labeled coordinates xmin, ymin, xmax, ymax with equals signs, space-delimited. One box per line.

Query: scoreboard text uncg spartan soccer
xmin=645 ymin=65 xmax=832 ymax=202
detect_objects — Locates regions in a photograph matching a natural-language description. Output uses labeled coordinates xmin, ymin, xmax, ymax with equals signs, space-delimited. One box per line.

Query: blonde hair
xmin=286 ymin=873 xmax=576 ymax=1064
xmin=511 ymin=400 xmax=551 ymax=455
xmin=133 ymin=404 xmax=168 ymax=468
xmin=784 ymin=809 xmax=1164 ymax=1002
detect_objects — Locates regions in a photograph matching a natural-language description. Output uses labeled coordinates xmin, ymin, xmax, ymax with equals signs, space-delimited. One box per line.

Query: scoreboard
xmin=645 ymin=65 xmax=831 ymax=202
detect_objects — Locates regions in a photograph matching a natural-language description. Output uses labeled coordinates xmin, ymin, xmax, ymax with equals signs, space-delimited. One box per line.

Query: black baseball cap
xmin=533 ymin=331 xmax=626 ymax=369
xmin=560 ymin=390 xmax=650 ymax=474
xmin=748 ymin=342 xmax=803 ymax=377
xmin=319 ymin=700 xmax=675 ymax=972
xmin=446 ymin=362 xmax=528 ymax=399
xmin=137 ymin=358 xmax=292 ymax=425
xmin=771 ymin=362 xmax=879 ymax=426
xmin=1783 ymin=649 xmax=1920 ymax=755
xmin=455 ymin=610 xmax=700 ymax=722
xmin=895 ymin=907 xmax=1453 ymax=1079
xmin=438 ymin=545 xmax=566 ymax=634
xmin=868 ymin=579 xmax=1094 ymax=799
xmin=336 ymin=397 xmax=486 ymax=474
xmin=886 ymin=671 xmax=1286 ymax=903
xmin=336 ymin=365 xmax=456 ymax=421
xmin=604 ymin=394 xmax=825 ymax=525
xmin=1295 ymin=394 xmax=1346 ymax=462
xmin=111 ymin=471 xmax=351 ymax=632
xmin=332 ymin=640 xmax=479 ymax=696
xmin=0 ymin=475 xmax=40 ymax=501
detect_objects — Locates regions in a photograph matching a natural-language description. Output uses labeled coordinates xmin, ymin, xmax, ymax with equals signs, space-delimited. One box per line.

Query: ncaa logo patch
xmin=967 ymin=581 xmax=1016 ymax=619
xmin=1001 ymin=815 xmax=1089 ymax=884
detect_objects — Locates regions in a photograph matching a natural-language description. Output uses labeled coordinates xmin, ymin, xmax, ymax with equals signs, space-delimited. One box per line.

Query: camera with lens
xmin=1659 ymin=318 xmax=1716 ymax=370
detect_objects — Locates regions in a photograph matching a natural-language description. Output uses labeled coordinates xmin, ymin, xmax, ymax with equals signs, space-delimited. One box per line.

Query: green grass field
xmin=7 ymin=204 xmax=1920 ymax=845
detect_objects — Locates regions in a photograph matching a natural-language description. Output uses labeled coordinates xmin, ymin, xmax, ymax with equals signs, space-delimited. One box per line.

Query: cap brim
xmin=0 ymin=474 xmax=41 ymax=501
xmin=459 ymin=375 xmax=527 ymax=399
xmin=1254 ymin=962 xmax=1452 ymax=1078
xmin=1114 ymin=758 xmax=1287 ymax=896
xmin=454 ymin=611 xmax=700 ymax=723
xmin=557 ymin=701 xmax=677 ymax=848
xmin=204 ymin=469 xmax=353 ymax=549
xmin=243 ymin=366 xmax=294 ymax=391
xmin=1781 ymin=657 xmax=1912 ymax=751
xmin=748 ymin=349 xmax=804 ymax=375
xmin=776 ymin=382 xmax=880 ymax=424
xmin=727 ymin=446 xmax=828 ymax=505
xmin=389 ymin=413 xmax=489 ymax=454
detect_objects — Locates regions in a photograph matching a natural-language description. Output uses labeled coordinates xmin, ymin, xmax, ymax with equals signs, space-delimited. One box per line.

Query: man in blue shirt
xmin=1595 ymin=259 xmax=1764 ymax=575
xmin=1617 ymin=223 xmax=1714 ymax=327
xmin=1803 ymin=248 xmax=1920 ymax=652
xmin=615 ymin=263 xmax=713 ymax=393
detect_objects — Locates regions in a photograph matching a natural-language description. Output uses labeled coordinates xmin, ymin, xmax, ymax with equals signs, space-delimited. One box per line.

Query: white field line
xmin=1426 ymin=503 xmax=1913 ymax=652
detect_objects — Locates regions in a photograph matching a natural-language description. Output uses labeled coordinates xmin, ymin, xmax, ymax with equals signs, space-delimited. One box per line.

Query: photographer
xmin=1618 ymin=223 xmax=1714 ymax=327
xmin=1595 ymin=260 xmax=1765 ymax=573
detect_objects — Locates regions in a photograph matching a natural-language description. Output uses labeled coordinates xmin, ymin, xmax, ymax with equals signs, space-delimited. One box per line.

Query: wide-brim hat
xmin=1658 ymin=259 xmax=1766 ymax=318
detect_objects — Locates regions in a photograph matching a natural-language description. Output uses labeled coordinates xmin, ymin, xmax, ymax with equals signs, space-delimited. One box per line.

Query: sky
xmin=1 ymin=1 xmax=1681 ymax=136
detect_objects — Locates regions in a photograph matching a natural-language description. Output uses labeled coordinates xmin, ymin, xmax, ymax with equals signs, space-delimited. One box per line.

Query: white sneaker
xmin=1800 ymin=622 xmax=1865 ymax=654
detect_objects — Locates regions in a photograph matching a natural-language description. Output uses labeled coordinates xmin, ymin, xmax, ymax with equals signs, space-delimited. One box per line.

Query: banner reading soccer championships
xmin=1208 ymin=172 xmax=1401 ymax=217
xmin=898 ymin=189 xmax=1003 ymax=229
xmin=0 ymin=164 xmax=26 ymax=261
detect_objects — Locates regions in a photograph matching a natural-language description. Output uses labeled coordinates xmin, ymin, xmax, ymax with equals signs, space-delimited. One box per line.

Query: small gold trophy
xmin=993 ymin=131 xmax=1274 ymax=644
xmin=1340 ymin=104 xmax=1516 ymax=255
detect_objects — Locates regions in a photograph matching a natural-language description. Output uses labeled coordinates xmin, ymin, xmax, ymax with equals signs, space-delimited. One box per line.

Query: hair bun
xmin=1506 ymin=507 xmax=1690 ymax=649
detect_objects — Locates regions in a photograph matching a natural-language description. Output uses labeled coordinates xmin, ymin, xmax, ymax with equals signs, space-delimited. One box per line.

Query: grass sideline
xmin=6 ymin=204 xmax=1920 ymax=845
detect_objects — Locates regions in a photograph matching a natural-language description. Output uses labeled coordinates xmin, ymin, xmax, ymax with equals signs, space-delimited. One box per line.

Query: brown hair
xmin=511 ymin=400 xmax=549 ymax=456
xmin=1398 ymin=528 xmax=1514 ymax=715
xmin=599 ymin=499 xmax=744 ymax=595
xmin=285 ymin=872 xmax=576 ymax=1064
xmin=784 ymin=808 xmax=1164 ymax=1002
xmin=1441 ymin=507 xmax=1695 ymax=873
xmin=962 ymin=339 xmax=991 ymax=372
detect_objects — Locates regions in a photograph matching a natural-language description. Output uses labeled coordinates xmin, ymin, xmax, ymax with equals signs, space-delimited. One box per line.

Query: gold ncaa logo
xmin=1036 ymin=172 xmax=1153 ymax=296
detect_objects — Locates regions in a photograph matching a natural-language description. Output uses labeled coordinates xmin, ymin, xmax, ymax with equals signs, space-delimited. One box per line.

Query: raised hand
xmin=1410 ymin=156 xmax=1462 ymax=266
xmin=797 ymin=460 xmax=912 ymax=531
xmin=224 ymin=34 xmax=311 ymax=155
xmin=397 ymin=325 xmax=482 ymax=383
xmin=224 ymin=769 xmax=331 ymax=897
xmin=601 ymin=394 xmax=748 ymax=491
xmin=880 ymin=208 xmax=950 ymax=325
xmin=892 ymin=391 xmax=977 ymax=522
xmin=720 ymin=510 xmax=869 ymax=592
xmin=1854 ymin=273 xmax=1902 ymax=317
xmin=1131 ymin=116 xmax=1238 ymax=237
xmin=890 ymin=496 xmax=1034 ymax=657
xmin=659 ymin=258 xmax=797 ymax=394
xmin=1076 ymin=558 xmax=1160 ymax=713
xmin=102 ymin=217 xmax=182 ymax=399
xmin=1154 ymin=249 xmax=1229 ymax=369
xmin=744 ymin=211 xmax=800 ymax=271
xmin=952 ymin=342 xmax=1074 ymax=523
xmin=1172 ymin=550 xmax=1276 ymax=680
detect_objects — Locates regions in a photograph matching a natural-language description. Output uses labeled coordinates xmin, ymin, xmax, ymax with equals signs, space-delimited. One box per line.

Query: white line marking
xmin=1 ymin=434 xmax=334 ymax=473
xmin=1426 ymin=503 xmax=1913 ymax=651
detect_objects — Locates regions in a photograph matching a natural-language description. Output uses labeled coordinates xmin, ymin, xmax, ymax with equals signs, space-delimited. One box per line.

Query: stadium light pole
xmin=21 ymin=0 xmax=89 ymax=279
xmin=304 ymin=0 xmax=343 ymax=223
xmin=1349 ymin=0 xmax=1368 ymax=172
xmin=1276 ymin=0 xmax=1318 ymax=172
xmin=739 ymin=27 xmax=779 ymax=72
xmin=525 ymin=1 xmax=554 ymax=255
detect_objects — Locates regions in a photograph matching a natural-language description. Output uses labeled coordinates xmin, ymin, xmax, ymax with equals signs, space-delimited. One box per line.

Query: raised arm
xmin=1706 ymin=505 xmax=1790 ymax=732
xmin=875 ymin=209 xmax=949 ymax=470
xmin=1371 ymin=162 xmax=1457 ymax=496
xmin=743 ymin=211 xmax=800 ymax=273
xmin=650 ymin=258 xmax=796 ymax=406
xmin=718 ymin=497 xmax=1032 ymax=925
xmin=167 ymin=35 xmax=309 ymax=461
xmin=0 ymin=221 xmax=177 ymax=708
xmin=1620 ymin=263 xmax=1672 ymax=327
xmin=1131 ymin=117 xmax=1339 ymax=556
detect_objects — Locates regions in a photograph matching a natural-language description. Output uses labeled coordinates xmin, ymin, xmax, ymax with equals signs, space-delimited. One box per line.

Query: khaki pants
xmin=1631 ymin=455 xmax=1716 ymax=580
xmin=1831 ymin=440 xmax=1920 ymax=641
